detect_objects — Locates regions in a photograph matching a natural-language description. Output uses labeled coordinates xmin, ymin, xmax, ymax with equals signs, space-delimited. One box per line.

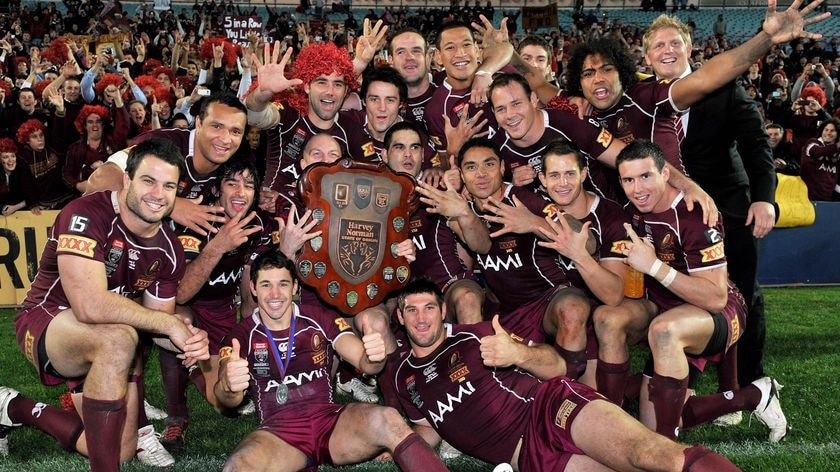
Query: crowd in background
xmin=0 ymin=0 xmax=838 ymax=215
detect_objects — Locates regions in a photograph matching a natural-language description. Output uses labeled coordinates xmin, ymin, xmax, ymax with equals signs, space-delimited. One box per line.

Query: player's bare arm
xmin=479 ymin=315 xmax=566 ymax=380
xmin=245 ymin=43 xmax=302 ymax=126
xmin=624 ymin=223 xmax=729 ymax=312
xmin=334 ymin=328 xmax=387 ymax=375
xmin=416 ymin=180 xmax=492 ymax=254
xmin=215 ymin=338 xmax=249 ymax=408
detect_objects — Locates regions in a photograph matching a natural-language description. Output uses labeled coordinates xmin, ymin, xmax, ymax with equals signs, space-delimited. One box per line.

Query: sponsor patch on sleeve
xmin=219 ymin=346 xmax=233 ymax=360
xmin=700 ymin=241 xmax=725 ymax=263
xmin=610 ymin=240 xmax=630 ymax=254
xmin=596 ymin=128 xmax=613 ymax=148
xmin=178 ymin=235 xmax=202 ymax=253
xmin=57 ymin=234 xmax=97 ymax=258
xmin=335 ymin=318 xmax=352 ymax=332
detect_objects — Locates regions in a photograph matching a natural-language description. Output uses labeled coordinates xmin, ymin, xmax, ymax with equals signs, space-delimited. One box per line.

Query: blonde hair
xmin=643 ymin=15 xmax=693 ymax=53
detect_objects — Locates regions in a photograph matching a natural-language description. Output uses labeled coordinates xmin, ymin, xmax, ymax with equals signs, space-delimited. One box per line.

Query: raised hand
xmin=621 ymin=222 xmax=659 ymax=275
xmin=171 ymin=195 xmax=226 ymax=236
xmin=762 ymin=0 xmax=830 ymax=43
xmin=416 ymin=180 xmax=471 ymax=219
xmin=275 ymin=208 xmax=322 ymax=258
xmin=360 ymin=317 xmax=386 ymax=363
xmin=210 ymin=209 xmax=263 ymax=254
xmin=537 ymin=215 xmax=593 ymax=262
xmin=471 ymin=14 xmax=509 ymax=48
xmin=483 ymin=195 xmax=538 ymax=237
xmin=252 ymin=43 xmax=303 ymax=96
xmin=444 ymin=109 xmax=489 ymax=157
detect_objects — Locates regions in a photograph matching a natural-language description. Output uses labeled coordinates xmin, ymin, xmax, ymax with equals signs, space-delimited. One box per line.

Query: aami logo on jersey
xmin=209 ymin=268 xmax=244 ymax=286
xmin=477 ymin=253 xmax=523 ymax=271
xmin=275 ymin=368 xmax=326 ymax=387
xmin=412 ymin=234 xmax=427 ymax=251
xmin=428 ymin=381 xmax=476 ymax=427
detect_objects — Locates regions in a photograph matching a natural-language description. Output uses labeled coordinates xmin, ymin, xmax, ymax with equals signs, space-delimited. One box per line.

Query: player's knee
xmin=369 ymin=406 xmax=411 ymax=444
xmin=648 ymin=318 xmax=678 ymax=352
xmin=593 ymin=307 xmax=626 ymax=338
xmin=94 ymin=324 xmax=139 ymax=366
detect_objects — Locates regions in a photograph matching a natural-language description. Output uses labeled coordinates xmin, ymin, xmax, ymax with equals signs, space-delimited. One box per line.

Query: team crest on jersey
xmin=657 ymin=234 xmax=676 ymax=262
xmin=610 ymin=240 xmax=630 ymax=254
xmin=178 ymin=235 xmax=202 ymax=253
xmin=452 ymin=102 xmax=467 ymax=119
xmin=700 ymin=242 xmax=725 ymax=263
xmin=448 ymin=351 xmax=469 ymax=382
xmin=335 ymin=318 xmax=352 ymax=332
xmin=361 ymin=141 xmax=376 ymax=158
xmin=134 ymin=260 xmax=160 ymax=290
xmin=554 ymin=399 xmax=577 ymax=430
xmin=253 ymin=341 xmax=270 ymax=376
xmin=311 ymin=333 xmax=327 ymax=365
xmin=57 ymin=234 xmax=97 ymax=258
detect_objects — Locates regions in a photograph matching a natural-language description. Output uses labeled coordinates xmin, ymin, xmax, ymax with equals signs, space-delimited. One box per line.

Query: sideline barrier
xmin=758 ymin=201 xmax=840 ymax=286
xmin=0 ymin=211 xmax=58 ymax=307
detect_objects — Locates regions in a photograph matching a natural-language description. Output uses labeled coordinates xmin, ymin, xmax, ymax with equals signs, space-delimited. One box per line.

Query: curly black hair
xmin=566 ymin=38 xmax=638 ymax=100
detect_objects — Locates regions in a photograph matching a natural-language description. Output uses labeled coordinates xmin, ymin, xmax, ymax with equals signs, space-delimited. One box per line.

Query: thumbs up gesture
xmin=361 ymin=317 xmax=386 ymax=363
xmin=479 ymin=315 xmax=521 ymax=368
xmin=222 ymin=338 xmax=250 ymax=393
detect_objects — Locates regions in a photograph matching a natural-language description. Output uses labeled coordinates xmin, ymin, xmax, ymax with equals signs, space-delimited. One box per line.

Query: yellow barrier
xmin=0 ymin=211 xmax=59 ymax=307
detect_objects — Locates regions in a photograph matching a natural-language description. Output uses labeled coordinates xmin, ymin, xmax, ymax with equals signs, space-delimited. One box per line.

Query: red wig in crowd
xmin=94 ymin=73 xmax=124 ymax=97
xmin=33 ymin=80 xmax=53 ymax=100
xmin=143 ymin=59 xmax=164 ymax=75
xmin=16 ymin=119 xmax=46 ymax=146
xmin=152 ymin=65 xmax=175 ymax=85
xmin=0 ymin=81 xmax=14 ymax=105
xmin=0 ymin=138 xmax=17 ymax=154
xmin=199 ymin=38 xmax=242 ymax=68
xmin=74 ymin=105 xmax=111 ymax=135
xmin=800 ymin=85 xmax=827 ymax=107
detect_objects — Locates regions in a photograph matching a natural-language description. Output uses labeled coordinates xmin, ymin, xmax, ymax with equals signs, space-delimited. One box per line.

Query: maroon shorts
xmin=191 ymin=303 xmax=238 ymax=354
xmin=499 ymin=289 xmax=553 ymax=343
xmin=687 ymin=289 xmax=747 ymax=372
xmin=15 ymin=305 xmax=69 ymax=387
xmin=259 ymin=402 xmax=345 ymax=466
xmin=519 ymin=376 xmax=605 ymax=472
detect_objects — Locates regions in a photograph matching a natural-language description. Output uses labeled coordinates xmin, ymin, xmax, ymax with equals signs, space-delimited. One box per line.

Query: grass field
xmin=0 ymin=287 xmax=838 ymax=471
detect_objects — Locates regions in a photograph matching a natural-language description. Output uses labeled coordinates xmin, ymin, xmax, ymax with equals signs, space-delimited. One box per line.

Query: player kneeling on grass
xmin=601 ymin=140 xmax=786 ymax=442
xmin=214 ymin=251 xmax=448 ymax=472
xmin=382 ymin=278 xmax=742 ymax=472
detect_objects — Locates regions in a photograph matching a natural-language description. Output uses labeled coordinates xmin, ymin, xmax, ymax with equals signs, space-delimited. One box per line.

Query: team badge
xmin=327 ymin=280 xmax=340 ymax=297
xmin=314 ymin=262 xmax=327 ymax=278
xmin=383 ymin=266 xmax=395 ymax=281
xmin=298 ymin=260 xmax=312 ymax=278
xmin=346 ymin=291 xmax=359 ymax=308
xmin=392 ymin=216 xmax=405 ymax=232
xmin=396 ymin=266 xmax=409 ymax=283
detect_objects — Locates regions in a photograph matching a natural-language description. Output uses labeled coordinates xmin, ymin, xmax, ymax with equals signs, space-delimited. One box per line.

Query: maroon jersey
xmin=132 ymin=128 xmax=220 ymax=202
xmin=224 ymin=304 xmax=355 ymax=425
xmin=176 ymin=209 xmax=276 ymax=310
xmin=625 ymin=192 xmax=736 ymax=312
xmin=425 ymin=80 xmax=498 ymax=154
xmin=800 ymin=137 xmax=840 ymax=201
xmin=342 ymin=109 xmax=440 ymax=170
xmin=409 ymin=206 xmax=472 ymax=289
xmin=472 ymin=184 xmax=569 ymax=314
xmin=491 ymin=109 xmax=615 ymax=184
xmin=383 ymin=322 xmax=541 ymax=465
xmin=261 ymin=103 xmax=361 ymax=192
xmin=20 ymin=191 xmax=185 ymax=312
xmin=404 ymin=71 xmax=446 ymax=130
xmin=561 ymin=195 xmax=630 ymax=303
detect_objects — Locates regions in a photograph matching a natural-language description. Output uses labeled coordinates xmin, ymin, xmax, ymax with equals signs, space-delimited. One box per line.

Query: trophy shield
xmin=297 ymin=158 xmax=418 ymax=314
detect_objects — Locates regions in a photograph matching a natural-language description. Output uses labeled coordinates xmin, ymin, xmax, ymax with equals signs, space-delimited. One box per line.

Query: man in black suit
xmin=642 ymin=15 xmax=777 ymax=403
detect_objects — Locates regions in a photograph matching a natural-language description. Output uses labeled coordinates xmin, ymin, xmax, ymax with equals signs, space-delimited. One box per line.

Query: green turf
xmin=0 ymin=287 xmax=838 ymax=471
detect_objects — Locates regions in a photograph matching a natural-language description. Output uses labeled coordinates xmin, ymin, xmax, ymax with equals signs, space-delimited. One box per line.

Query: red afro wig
xmin=292 ymin=42 xmax=356 ymax=91
xmin=33 ymin=80 xmax=53 ymax=100
xmin=16 ymin=119 xmax=46 ymax=145
xmin=151 ymin=66 xmax=175 ymax=85
xmin=75 ymin=105 xmax=111 ymax=134
xmin=134 ymin=75 xmax=159 ymax=93
xmin=143 ymin=59 xmax=163 ymax=75
xmin=95 ymin=73 xmax=124 ymax=97
xmin=199 ymin=38 xmax=241 ymax=68
xmin=0 ymin=81 xmax=13 ymax=105
xmin=0 ymin=138 xmax=17 ymax=154
xmin=14 ymin=56 xmax=29 ymax=71
xmin=800 ymin=85 xmax=827 ymax=107
xmin=154 ymin=86 xmax=174 ymax=108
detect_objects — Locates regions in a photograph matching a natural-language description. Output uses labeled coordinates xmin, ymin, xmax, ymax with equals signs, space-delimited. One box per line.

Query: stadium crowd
xmin=0 ymin=0 xmax=832 ymax=470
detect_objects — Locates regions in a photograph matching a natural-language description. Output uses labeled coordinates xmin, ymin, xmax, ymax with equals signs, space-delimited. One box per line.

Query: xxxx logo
xmin=57 ymin=234 xmax=97 ymax=257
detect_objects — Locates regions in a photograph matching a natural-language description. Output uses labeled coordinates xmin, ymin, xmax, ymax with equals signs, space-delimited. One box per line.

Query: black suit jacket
xmin=680 ymin=80 xmax=776 ymax=222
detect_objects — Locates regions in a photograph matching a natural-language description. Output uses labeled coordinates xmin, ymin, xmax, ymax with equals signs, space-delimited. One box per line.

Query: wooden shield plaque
xmin=297 ymin=158 xmax=418 ymax=314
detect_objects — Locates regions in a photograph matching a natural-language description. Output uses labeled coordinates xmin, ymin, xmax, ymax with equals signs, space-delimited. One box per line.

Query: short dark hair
xmin=488 ymin=72 xmax=532 ymax=108
xmin=566 ymin=38 xmax=638 ymax=98
xmin=540 ymin=140 xmax=586 ymax=174
xmin=615 ymin=139 xmax=666 ymax=172
xmin=198 ymin=91 xmax=247 ymax=120
xmin=765 ymin=122 xmax=784 ymax=134
xmin=126 ymin=138 xmax=185 ymax=180
xmin=435 ymin=21 xmax=474 ymax=48
xmin=397 ymin=278 xmax=444 ymax=313
xmin=389 ymin=27 xmax=427 ymax=55
xmin=384 ymin=120 xmax=422 ymax=149
xmin=249 ymin=250 xmax=297 ymax=284
xmin=518 ymin=35 xmax=552 ymax=62
xmin=456 ymin=137 xmax=502 ymax=167
xmin=219 ymin=157 xmax=258 ymax=187
xmin=360 ymin=66 xmax=408 ymax=104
